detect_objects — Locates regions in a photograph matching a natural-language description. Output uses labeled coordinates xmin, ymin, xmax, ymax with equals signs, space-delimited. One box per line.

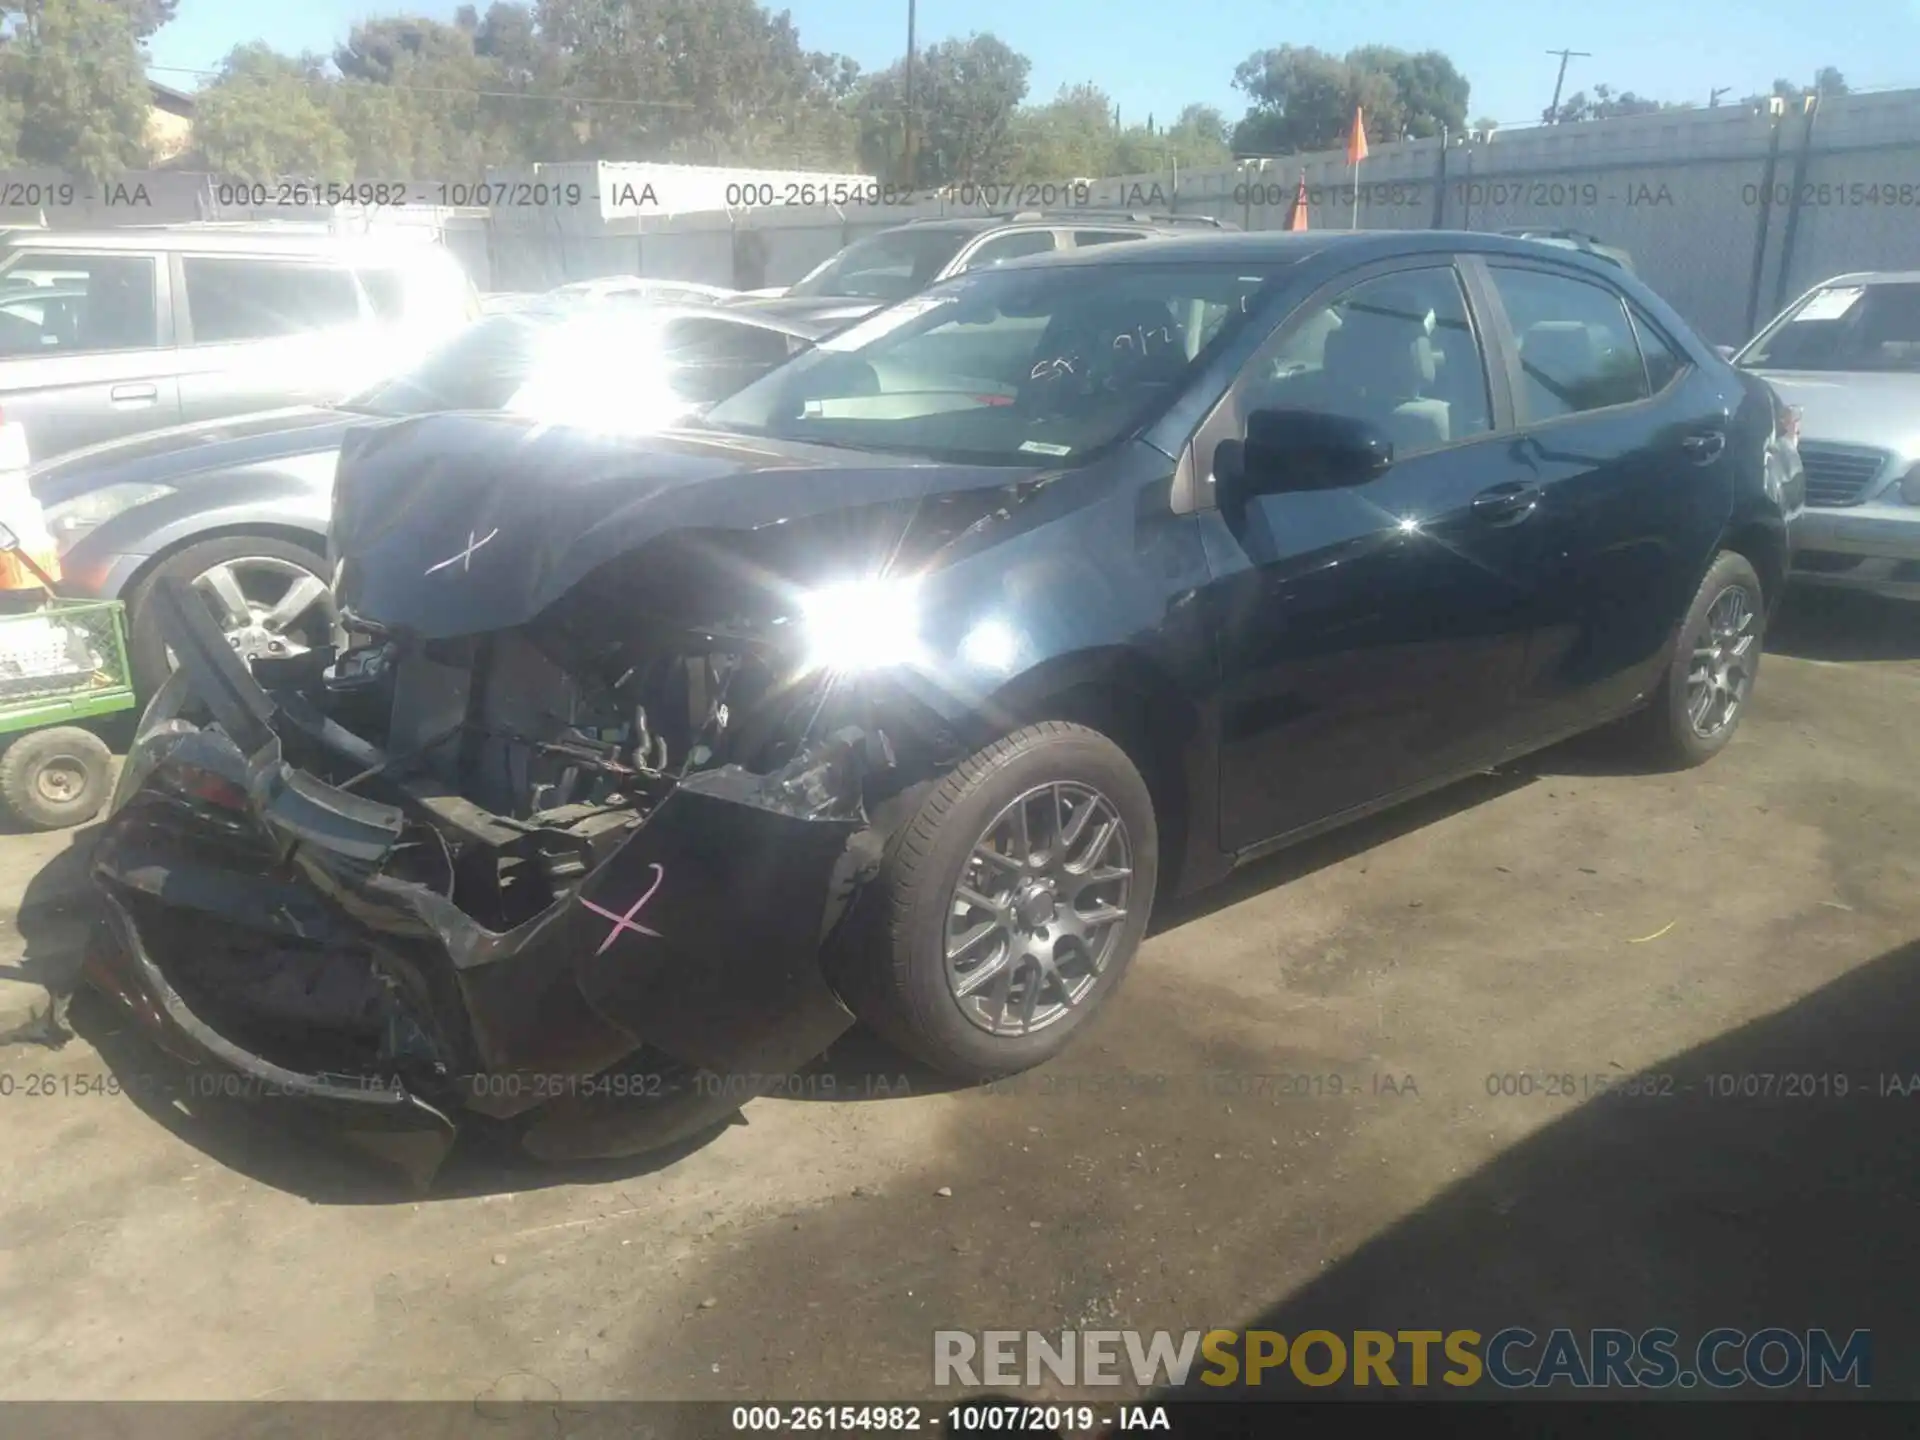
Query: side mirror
xmin=1714 ymin=344 xmax=1738 ymax=361
xmin=1217 ymin=408 xmax=1394 ymax=499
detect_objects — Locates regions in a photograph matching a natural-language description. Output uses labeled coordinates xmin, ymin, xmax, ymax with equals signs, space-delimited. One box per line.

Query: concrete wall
xmin=482 ymin=88 xmax=1920 ymax=346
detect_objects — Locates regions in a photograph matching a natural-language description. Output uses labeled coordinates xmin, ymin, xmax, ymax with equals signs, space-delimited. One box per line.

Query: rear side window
xmin=959 ymin=231 xmax=1057 ymax=272
xmin=0 ymin=252 xmax=158 ymax=355
xmin=1630 ymin=308 xmax=1687 ymax=394
xmin=183 ymin=257 xmax=363 ymax=344
xmin=1073 ymin=230 xmax=1149 ymax=249
xmin=1487 ymin=265 xmax=1650 ymax=420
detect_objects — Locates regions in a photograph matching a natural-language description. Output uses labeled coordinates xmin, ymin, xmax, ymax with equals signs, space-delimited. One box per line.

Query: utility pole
xmin=1545 ymin=48 xmax=1591 ymax=122
xmin=1709 ymin=86 xmax=1730 ymax=108
xmin=901 ymin=0 xmax=917 ymax=189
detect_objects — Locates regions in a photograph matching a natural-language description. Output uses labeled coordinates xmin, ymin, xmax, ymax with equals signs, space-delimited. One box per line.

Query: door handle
xmin=1682 ymin=430 xmax=1725 ymax=464
xmin=1470 ymin=482 xmax=1542 ymax=527
xmin=109 ymin=383 xmax=158 ymax=405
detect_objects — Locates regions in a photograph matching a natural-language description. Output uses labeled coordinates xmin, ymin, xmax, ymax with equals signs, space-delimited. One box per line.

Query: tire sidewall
xmin=1660 ymin=552 xmax=1765 ymax=764
xmin=888 ymin=728 xmax=1159 ymax=1078
xmin=0 ymin=728 xmax=111 ymax=829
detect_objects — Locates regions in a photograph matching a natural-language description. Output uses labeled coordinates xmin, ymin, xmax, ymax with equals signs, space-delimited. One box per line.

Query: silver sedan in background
xmin=1737 ymin=271 xmax=1920 ymax=603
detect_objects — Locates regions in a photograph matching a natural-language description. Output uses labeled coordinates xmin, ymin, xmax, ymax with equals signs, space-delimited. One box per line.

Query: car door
xmin=0 ymin=248 xmax=180 ymax=460
xmin=1469 ymin=256 xmax=1733 ymax=736
xmin=1198 ymin=259 xmax=1546 ymax=853
xmin=174 ymin=254 xmax=377 ymax=425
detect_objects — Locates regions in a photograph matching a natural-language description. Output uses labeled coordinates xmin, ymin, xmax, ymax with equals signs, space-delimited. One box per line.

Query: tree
xmin=1542 ymin=83 xmax=1684 ymax=123
xmin=535 ymin=0 xmax=859 ymax=166
xmin=1008 ymin=82 xmax=1117 ymax=179
xmin=330 ymin=15 xmax=527 ymax=177
xmin=0 ymin=0 xmax=152 ymax=181
xmin=853 ymin=32 xmax=1029 ymax=187
xmin=1230 ymin=43 xmax=1469 ymax=155
xmin=193 ymin=43 xmax=353 ymax=181
xmin=1745 ymin=68 xmax=1849 ymax=108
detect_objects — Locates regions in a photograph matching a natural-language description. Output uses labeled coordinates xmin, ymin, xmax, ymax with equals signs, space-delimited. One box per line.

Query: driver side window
xmin=1247 ymin=266 xmax=1492 ymax=460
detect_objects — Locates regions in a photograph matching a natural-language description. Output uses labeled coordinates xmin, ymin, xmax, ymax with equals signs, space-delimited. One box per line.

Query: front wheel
xmin=1633 ymin=550 xmax=1766 ymax=768
xmin=844 ymin=722 xmax=1158 ymax=1081
xmin=125 ymin=534 xmax=339 ymax=698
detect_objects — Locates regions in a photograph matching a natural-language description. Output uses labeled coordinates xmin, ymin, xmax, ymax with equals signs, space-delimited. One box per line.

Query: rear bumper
xmin=1789 ymin=505 xmax=1920 ymax=601
xmin=86 ymin=578 xmax=874 ymax=1185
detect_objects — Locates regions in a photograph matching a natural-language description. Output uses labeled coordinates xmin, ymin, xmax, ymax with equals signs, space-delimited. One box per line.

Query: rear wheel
xmin=845 ymin=722 xmax=1158 ymax=1081
xmin=126 ymin=535 xmax=339 ymax=698
xmin=1633 ymin=550 xmax=1765 ymax=768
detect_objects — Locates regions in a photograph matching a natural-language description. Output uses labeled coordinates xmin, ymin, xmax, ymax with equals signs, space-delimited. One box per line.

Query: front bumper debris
xmin=86 ymin=577 xmax=874 ymax=1186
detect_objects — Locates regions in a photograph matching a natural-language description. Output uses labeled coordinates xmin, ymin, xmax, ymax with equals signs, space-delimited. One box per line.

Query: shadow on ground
xmin=1768 ymin=587 xmax=1920 ymax=664
xmin=1152 ymin=935 xmax=1920 ymax=1406
xmin=0 ymin=820 xmax=103 ymax=1045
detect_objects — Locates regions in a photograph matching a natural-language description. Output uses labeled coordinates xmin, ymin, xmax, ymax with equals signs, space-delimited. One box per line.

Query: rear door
xmin=1470 ymin=256 xmax=1732 ymax=735
xmin=1202 ymin=258 xmax=1545 ymax=851
xmin=0 ymin=247 xmax=180 ymax=460
xmin=174 ymin=253 xmax=377 ymax=425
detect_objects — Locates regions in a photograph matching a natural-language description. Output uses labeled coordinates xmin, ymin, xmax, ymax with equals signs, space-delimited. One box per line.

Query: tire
xmin=844 ymin=721 xmax=1159 ymax=1081
xmin=0 ymin=726 xmax=113 ymax=830
xmin=1632 ymin=550 xmax=1766 ymax=768
xmin=125 ymin=534 xmax=335 ymax=699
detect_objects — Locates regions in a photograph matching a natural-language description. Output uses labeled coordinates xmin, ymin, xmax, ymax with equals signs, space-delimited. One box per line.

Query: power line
xmin=145 ymin=63 xmax=697 ymax=109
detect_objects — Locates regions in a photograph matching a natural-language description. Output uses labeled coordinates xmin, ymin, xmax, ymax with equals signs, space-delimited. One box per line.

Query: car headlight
xmin=799 ymin=576 xmax=925 ymax=673
xmin=42 ymin=482 xmax=175 ymax=554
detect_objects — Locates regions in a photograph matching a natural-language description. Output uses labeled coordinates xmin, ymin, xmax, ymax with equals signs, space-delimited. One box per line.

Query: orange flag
xmin=1287 ymin=171 xmax=1310 ymax=231
xmin=1346 ymin=106 xmax=1369 ymax=165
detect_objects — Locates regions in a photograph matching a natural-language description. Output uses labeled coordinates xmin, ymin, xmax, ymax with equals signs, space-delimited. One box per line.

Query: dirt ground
xmin=1 ymin=589 xmax=1917 ymax=1414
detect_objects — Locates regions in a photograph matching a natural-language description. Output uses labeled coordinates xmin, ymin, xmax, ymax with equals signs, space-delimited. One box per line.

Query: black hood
xmin=30 ymin=407 xmax=350 ymax=506
xmin=330 ymin=412 xmax=1047 ymax=640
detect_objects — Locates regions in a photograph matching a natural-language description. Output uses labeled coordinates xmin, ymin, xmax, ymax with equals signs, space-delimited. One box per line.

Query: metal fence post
xmin=1431 ymin=130 xmax=1450 ymax=229
xmin=1770 ymin=95 xmax=1823 ymax=318
xmin=1743 ymin=104 xmax=1788 ymax=341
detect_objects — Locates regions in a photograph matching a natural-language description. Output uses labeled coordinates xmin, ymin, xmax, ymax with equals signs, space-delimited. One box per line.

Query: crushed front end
xmin=87 ymin=571 xmax=890 ymax=1187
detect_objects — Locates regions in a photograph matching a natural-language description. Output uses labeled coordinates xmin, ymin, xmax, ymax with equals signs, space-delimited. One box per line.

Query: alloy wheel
xmin=1686 ymin=584 xmax=1757 ymax=739
xmin=183 ymin=556 xmax=342 ymax=667
xmin=943 ymin=780 xmax=1134 ymax=1037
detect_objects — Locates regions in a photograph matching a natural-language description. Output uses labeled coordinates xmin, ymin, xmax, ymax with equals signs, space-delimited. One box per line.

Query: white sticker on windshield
xmin=1796 ymin=286 xmax=1864 ymax=322
xmin=818 ymin=297 xmax=956 ymax=351
xmin=1019 ymin=440 xmax=1073 ymax=457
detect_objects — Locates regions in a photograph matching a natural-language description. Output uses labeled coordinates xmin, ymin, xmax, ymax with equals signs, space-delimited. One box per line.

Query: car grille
xmin=1799 ymin=442 xmax=1891 ymax=508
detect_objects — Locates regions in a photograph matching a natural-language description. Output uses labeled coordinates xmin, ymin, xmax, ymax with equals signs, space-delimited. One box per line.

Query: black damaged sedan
xmin=85 ymin=231 xmax=1800 ymax=1184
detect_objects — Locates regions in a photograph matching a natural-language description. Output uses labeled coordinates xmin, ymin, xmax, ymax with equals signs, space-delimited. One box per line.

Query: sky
xmin=147 ymin=0 xmax=1920 ymax=132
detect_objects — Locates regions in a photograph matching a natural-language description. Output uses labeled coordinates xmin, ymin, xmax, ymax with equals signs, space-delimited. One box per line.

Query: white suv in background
xmin=0 ymin=228 xmax=479 ymax=464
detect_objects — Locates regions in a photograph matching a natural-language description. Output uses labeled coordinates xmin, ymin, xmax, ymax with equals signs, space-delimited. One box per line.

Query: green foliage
xmin=1230 ymin=44 xmax=1469 ymax=155
xmin=193 ymin=42 xmax=352 ymax=181
xmin=1544 ymin=83 xmax=1689 ymax=124
xmin=0 ymin=0 xmax=1870 ymax=194
xmin=854 ymin=33 xmax=1029 ymax=186
xmin=0 ymin=0 xmax=153 ymax=181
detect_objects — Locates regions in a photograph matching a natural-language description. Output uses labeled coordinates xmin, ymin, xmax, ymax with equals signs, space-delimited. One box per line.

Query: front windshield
xmin=704 ymin=262 xmax=1283 ymax=465
xmin=344 ymin=310 xmax=561 ymax=415
xmin=786 ymin=227 xmax=974 ymax=301
xmin=1739 ymin=281 xmax=1920 ymax=373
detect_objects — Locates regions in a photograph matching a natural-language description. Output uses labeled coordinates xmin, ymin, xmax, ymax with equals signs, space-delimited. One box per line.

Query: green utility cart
xmin=0 ymin=526 xmax=136 ymax=830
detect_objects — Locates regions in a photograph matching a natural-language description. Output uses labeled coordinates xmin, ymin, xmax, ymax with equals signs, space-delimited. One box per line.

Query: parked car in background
xmin=1496 ymin=229 xmax=1637 ymax=274
xmin=729 ymin=210 xmax=1232 ymax=328
xmin=33 ymin=297 xmax=834 ymax=696
xmin=1736 ymin=271 xmax=1920 ymax=603
xmin=88 ymin=230 xmax=1793 ymax=1183
xmin=0 ymin=228 xmax=480 ymax=465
